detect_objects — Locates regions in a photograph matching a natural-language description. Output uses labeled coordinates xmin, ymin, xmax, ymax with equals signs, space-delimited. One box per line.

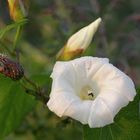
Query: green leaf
xmin=0 ymin=75 xmax=36 ymax=139
xmin=83 ymin=89 xmax=140 ymax=140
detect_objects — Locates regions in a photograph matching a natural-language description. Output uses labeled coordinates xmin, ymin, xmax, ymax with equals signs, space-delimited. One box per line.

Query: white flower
xmin=57 ymin=18 xmax=102 ymax=60
xmin=47 ymin=57 xmax=136 ymax=128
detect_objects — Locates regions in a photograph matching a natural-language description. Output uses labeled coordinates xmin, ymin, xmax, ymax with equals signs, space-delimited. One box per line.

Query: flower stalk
xmin=13 ymin=25 xmax=21 ymax=49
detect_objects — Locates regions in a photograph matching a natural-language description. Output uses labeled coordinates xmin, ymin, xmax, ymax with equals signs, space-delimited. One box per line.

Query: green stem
xmin=13 ymin=25 xmax=21 ymax=49
xmin=19 ymin=80 xmax=49 ymax=104
xmin=23 ymin=75 xmax=39 ymax=91
xmin=22 ymin=75 xmax=50 ymax=104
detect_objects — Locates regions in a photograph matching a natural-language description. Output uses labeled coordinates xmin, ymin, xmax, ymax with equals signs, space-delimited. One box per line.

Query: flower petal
xmin=88 ymin=97 xmax=114 ymax=128
xmin=47 ymin=92 xmax=80 ymax=117
xmin=98 ymin=88 xmax=129 ymax=117
xmin=91 ymin=63 xmax=136 ymax=101
xmin=64 ymin=100 xmax=92 ymax=124
xmin=50 ymin=61 xmax=76 ymax=96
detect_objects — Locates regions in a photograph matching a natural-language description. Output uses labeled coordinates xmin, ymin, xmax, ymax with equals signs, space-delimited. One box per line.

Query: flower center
xmin=79 ymin=85 xmax=95 ymax=100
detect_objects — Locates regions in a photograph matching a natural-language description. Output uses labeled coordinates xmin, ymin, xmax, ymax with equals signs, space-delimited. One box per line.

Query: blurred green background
xmin=0 ymin=0 xmax=140 ymax=139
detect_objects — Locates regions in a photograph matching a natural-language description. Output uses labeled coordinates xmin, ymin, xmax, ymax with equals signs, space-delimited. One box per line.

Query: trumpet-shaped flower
xmin=47 ymin=57 xmax=136 ymax=128
xmin=57 ymin=18 xmax=102 ymax=60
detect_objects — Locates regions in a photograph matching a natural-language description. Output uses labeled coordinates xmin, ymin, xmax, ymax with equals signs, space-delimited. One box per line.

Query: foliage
xmin=0 ymin=75 xmax=36 ymax=139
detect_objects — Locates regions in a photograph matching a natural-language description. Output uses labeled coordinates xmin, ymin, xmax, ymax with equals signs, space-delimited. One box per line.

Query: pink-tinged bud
xmin=0 ymin=54 xmax=24 ymax=80
xmin=7 ymin=0 xmax=28 ymax=21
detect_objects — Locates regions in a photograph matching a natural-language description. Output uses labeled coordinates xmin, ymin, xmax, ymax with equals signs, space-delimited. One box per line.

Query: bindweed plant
xmin=0 ymin=1 xmax=140 ymax=140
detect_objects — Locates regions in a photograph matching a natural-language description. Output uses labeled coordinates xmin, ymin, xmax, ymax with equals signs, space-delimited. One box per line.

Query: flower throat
xmin=79 ymin=85 xmax=95 ymax=100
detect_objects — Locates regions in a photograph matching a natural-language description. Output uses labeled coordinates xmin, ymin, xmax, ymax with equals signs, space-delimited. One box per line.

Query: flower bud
xmin=57 ymin=18 xmax=102 ymax=60
xmin=0 ymin=54 xmax=24 ymax=80
xmin=8 ymin=0 xmax=28 ymax=21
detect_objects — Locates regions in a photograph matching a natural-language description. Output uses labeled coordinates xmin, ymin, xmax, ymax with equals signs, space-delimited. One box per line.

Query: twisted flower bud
xmin=57 ymin=18 xmax=102 ymax=60
xmin=8 ymin=0 xmax=28 ymax=21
